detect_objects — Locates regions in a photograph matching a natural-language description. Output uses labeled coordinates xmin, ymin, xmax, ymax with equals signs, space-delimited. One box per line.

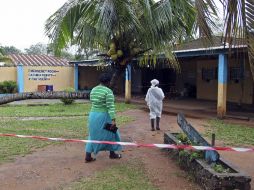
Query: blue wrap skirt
xmin=85 ymin=112 xmax=122 ymax=155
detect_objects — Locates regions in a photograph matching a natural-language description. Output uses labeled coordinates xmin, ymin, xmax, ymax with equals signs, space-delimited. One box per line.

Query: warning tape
xmin=0 ymin=133 xmax=253 ymax=152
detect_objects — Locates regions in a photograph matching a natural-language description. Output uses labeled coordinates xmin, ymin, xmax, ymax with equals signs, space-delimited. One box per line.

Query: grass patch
xmin=205 ymin=119 xmax=254 ymax=146
xmin=0 ymin=117 xmax=87 ymax=164
xmin=0 ymin=103 xmax=135 ymax=164
xmin=0 ymin=102 xmax=136 ymax=117
xmin=115 ymin=102 xmax=137 ymax=112
xmin=0 ymin=116 xmax=132 ymax=164
xmin=63 ymin=160 xmax=158 ymax=190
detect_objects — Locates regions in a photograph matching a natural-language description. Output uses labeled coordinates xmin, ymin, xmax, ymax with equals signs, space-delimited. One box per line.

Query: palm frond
xmin=245 ymin=0 xmax=254 ymax=78
xmin=45 ymin=0 xmax=91 ymax=54
xmin=193 ymin=0 xmax=218 ymax=46
xmin=220 ymin=0 xmax=254 ymax=79
xmin=45 ymin=0 xmax=218 ymax=69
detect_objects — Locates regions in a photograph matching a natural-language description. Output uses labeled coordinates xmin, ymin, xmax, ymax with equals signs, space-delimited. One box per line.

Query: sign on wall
xmin=28 ymin=69 xmax=59 ymax=81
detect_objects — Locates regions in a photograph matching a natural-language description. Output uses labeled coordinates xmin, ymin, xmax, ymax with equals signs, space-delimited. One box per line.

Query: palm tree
xmin=45 ymin=0 xmax=219 ymax=87
xmin=219 ymin=0 xmax=254 ymax=79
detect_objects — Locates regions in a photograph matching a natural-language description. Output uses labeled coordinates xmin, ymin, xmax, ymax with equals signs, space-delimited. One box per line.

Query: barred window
xmin=202 ymin=68 xmax=215 ymax=82
xmin=230 ymin=67 xmax=242 ymax=83
xmin=230 ymin=67 xmax=241 ymax=80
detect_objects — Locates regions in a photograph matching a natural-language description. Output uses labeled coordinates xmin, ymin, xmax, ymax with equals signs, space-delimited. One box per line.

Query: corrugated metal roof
xmin=8 ymin=54 xmax=70 ymax=66
xmin=68 ymin=37 xmax=247 ymax=66
xmin=69 ymin=59 xmax=111 ymax=66
xmin=175 ymin=36 xmax=246 ymax=51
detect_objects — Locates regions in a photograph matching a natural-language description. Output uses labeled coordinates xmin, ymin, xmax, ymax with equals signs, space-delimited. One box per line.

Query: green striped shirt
xmin=90 ymin=85 xmax=116 ymax=119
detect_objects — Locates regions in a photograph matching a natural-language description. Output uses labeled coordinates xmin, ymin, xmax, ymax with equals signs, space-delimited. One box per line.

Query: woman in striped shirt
xmin=85 ymin=73 xmax=122 ymax=162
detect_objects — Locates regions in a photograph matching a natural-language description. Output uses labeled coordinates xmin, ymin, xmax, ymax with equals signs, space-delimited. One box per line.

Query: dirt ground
xmin=0 ymin=109 xmax=253 ymax=190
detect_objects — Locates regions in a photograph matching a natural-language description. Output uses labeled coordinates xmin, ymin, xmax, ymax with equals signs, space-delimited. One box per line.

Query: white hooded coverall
xmin=145 ymin=80 xmax=165 ymax=119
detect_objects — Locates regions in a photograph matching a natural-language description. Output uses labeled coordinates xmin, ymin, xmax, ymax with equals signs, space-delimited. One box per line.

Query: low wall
xmin=164 ymin=132 xmax=251 ymax=190
xmin=0 ymin=66 xmax=75 ymax=92
xmin=0 ymin=67 xmax=17 ymax=82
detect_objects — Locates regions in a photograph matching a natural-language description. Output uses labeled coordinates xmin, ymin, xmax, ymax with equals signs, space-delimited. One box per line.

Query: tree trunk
xmin=109 ymin=67 xmax=126 ymax=93
xmin=0 ymin=91 xmax=89 ymax=105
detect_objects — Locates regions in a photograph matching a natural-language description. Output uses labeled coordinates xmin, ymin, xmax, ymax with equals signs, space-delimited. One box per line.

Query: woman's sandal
xmin=85 ymin=157 xmax=96 ymax=163
xmin=109 ymin=153 xmax=122 ymax=159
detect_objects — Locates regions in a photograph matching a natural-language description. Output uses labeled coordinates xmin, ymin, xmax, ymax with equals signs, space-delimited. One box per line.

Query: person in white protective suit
xmin=145 ymin=79 xmax=165 ymax=131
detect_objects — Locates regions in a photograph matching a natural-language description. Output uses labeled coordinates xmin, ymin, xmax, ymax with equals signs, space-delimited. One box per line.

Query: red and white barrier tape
xmin=0 ymin=133 xmax=253 ymax=152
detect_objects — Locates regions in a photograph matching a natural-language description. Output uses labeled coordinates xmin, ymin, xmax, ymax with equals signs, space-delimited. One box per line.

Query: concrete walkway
xmin=117 ymin=96 xmax=254 ymax=122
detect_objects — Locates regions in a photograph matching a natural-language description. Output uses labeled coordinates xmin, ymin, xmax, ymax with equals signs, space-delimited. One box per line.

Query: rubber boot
xmin=85 ymin=152 xmax=96 ymax=162
xmin=109 ymin=151 xmax=122 ymax=159
xmin=110 ymin=151 xmax=116 ymax=157
xmin=85 ymin=152 xmax=92 ymax=160
xmin=151 ymin=119 xmax=155 ymax=131
xmin=156 ymin=117 xmax=160 ymax=130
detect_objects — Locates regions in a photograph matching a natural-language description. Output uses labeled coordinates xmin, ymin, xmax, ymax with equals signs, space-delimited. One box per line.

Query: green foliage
xmin=176 ymin=133 xmax=191 ymax=145
xmin=61 ymin=98 xmax=74 ymax=105
xmin=212 ymin=164 xmax=231 ymax=173
xmin=0 ymin=48 xmax=12 ymax=64
xmin=0 ymin=45 xmax=21 ymax=54
xmin=177 ymin=133 xmax=204 ymax=162
xmin=23 ymin=43 xmax=75 ymax=60
xmin=0 ymin=81 xmax=17 ymax=94
xmin=179 ymin=150 xmax=189 ymax=158
xmin=205 ymin=119 xmax=254 ymax=146
xmin=24 ymin=43 xmax=48 ymax=55
xmin=63 ymin=160 xmax=158 ymax=190
xmin=45 ymin=0 xmax=219 ymax=69
xmin=189 ymin=151 xmax=203 ymax=161
xmin=178 ymin=150 xmax=204 ymax=162
xmin=60 ymin=87 xmax=75 ymax=105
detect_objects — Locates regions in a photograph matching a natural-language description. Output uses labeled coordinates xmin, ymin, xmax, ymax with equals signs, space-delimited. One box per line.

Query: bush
xmin=60 ymin=87 xmax=75 ymax=105
xmin=0 ymin=81 xmax=17 ymax=93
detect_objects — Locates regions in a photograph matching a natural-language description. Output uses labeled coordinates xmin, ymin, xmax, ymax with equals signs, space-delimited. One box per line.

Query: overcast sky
xmin=0 ymin=0 xmax=66 ymax=51
xmin=0 ymin=0 xmax=223 ymax=51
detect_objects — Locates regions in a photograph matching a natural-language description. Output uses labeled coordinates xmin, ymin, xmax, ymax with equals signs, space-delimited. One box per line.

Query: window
xmin=230 ymin=67 xmax=242 ymax=83
xmin=202 ymin=68 xmax=215 ymax=82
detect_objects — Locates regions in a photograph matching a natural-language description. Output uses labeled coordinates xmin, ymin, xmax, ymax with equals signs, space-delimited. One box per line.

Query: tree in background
xmin=0 ymin=46 xmax=12 ymax=65
xmin=24 ymin=42 xmax=75 ymax=60
xmin=0 ymin=45 xmax=21 ymax=55
xmin=75 ymin=47 xmax=100 ymax=60
xmin=45 ymin=0 xmax=218 ymax=87
xmin=25 ymin=43 xmax=48 ymax=55
xmin=46 ymin=43 xmax=75 ymax=60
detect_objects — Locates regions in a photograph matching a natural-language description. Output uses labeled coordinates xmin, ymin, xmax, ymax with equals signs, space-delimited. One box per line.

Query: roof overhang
xmin=173 ymin=45 xmax=247 ymax=58
xmin=69 ymin=45 xmax=248 ymax=65
xmin=69 ymin=59 xmax=111 ymax=66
